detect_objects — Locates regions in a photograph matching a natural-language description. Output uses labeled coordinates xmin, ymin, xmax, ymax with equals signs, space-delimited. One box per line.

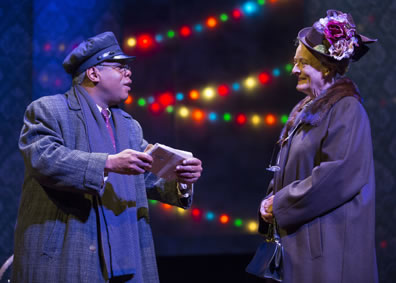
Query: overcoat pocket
xmin=307 ymin=218 xmax=323 ymax=259
xmin=42 ymin=209 xmax=67 ymax=258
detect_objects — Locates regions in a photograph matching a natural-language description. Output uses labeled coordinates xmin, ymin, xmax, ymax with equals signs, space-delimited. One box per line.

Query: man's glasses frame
xmin=98 ymin=63 xmax=131 ymax=75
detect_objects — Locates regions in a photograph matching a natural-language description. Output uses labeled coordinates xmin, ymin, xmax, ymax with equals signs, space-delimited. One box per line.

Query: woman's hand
xmin=260 ymin=195 xmax=274 ymax=223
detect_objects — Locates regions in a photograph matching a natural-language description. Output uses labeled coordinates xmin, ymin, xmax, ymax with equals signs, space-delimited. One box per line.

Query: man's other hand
xmin=175 ymin=158 xmax=203 ymax=185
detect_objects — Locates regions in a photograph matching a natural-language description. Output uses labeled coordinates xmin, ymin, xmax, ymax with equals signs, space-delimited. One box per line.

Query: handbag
xmin=246 ymin=220 xmax=284 ymax=281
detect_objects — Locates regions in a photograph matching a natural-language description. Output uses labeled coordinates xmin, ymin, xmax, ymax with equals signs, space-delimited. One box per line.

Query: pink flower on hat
xmin=317 ymin=12 xmax=359 ymax=60
xmin=324 ymin=20 xmax=349 ymax=44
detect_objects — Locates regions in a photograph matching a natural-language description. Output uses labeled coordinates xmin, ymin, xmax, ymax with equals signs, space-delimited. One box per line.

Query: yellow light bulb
xmin=251 ymin=114 xmax=261 ymax=125
xmin=178 ymin=107 xmax=190 ymax=118
xmin=244 ymin=77 xmax=257 ymax=89
xmin=58 ymin=43 xmax=65 ymax=52
xmin=247 ymin=221 xmax=258 ymax=232
xmin=177 ymin=207 xmax=186 ymax=215
xmin=127 ymin=37 xmax=137 ymax=47
xmin=203 ymin=87 xmax=215 ymax=100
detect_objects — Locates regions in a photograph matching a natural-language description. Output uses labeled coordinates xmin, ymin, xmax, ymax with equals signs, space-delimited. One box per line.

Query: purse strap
xmin=265 ymin=218 xmax=281 ymax=243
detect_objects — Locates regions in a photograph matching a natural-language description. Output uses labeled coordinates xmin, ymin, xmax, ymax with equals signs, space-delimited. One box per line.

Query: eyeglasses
xmin=98 ymin=63 xmax=131 ymax=75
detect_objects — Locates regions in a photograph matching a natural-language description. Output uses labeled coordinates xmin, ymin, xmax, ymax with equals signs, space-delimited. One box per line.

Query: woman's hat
xmin=297 ymin=10 xmax=377 ymax=62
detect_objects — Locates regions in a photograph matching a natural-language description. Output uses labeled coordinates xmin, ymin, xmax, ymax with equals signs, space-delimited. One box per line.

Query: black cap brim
xmin=108 ymin=53 xmax=136 ymax=61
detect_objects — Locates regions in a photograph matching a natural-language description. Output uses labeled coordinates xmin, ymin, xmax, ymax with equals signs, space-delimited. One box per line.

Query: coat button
xmin=89 ymin=245 xmax=96 ymax=252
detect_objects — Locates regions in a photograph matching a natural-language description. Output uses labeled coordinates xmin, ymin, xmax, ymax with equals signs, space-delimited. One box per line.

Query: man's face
xmin=292 ymin=43 xmax=327 ymax=98
xmin=96 ymin=61 xmax=132 ymax=106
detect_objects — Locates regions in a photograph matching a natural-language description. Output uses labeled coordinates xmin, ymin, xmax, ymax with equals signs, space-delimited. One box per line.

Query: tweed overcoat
xmin=12 ymin=88 xmax=191 ymax=283
xmin=258 ymin=79 xmax=378 ymax=283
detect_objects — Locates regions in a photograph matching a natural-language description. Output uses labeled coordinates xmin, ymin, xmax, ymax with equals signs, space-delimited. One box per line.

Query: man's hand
xmin=105 ymin=149 xmax=153 ymax=175
xmin=260 ymin=195 xmax=274 ymax=223
xmin=175 ymin=158 xmax=203 ymax=185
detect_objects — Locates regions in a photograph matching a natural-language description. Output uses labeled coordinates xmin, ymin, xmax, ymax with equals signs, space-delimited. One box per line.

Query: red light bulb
xmin=137 ymin=34 xmax=154 ymax=49
xmin=180 ymin=26 xmax=192 ymax=37
xmin=236 ymin=114 xmax=247 ymax=125
xmin=217 ymin=84 xmax=230 ymax=96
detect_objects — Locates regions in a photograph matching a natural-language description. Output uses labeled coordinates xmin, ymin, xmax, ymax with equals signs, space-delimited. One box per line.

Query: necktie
xmin=101 ymin=108 xmax=116 ymax=151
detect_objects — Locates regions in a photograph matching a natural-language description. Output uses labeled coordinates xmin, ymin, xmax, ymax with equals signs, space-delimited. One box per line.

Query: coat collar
xmin=279 ymin=77 xmax=361 ymax=144
xmin=66 ymin=87 xmax=81 ymax=110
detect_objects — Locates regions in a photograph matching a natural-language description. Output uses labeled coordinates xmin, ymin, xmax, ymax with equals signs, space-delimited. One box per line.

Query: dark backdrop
xmin=1 ymin=0 xmax=395 ymax=282
xmin=122 ymin=0 xmax=304 ymax=256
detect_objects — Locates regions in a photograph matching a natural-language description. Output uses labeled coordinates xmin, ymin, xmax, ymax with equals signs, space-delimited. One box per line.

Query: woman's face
xmin=292 ymin=43 xmax=328 ymax=98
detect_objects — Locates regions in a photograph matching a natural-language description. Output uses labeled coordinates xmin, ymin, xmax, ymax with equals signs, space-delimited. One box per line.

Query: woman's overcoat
xmin=259 ymin=78 xmax=378 ymax=283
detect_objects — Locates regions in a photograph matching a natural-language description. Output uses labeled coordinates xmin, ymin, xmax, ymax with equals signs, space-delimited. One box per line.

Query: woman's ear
xmin=323 ymin=67 xmax=335 ymax=79
xmin=85 ymin=67 xmax=100 ymax=83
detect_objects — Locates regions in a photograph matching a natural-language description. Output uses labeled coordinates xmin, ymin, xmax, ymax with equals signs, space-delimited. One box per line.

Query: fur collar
xmin=279 ymin=77 xmax=361 ymax=144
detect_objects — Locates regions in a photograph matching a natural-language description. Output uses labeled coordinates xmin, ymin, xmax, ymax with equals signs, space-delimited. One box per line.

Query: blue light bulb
xmin=272 ymin=68 xmax=281 ymax=77
xmin=155 ymin=34 xmax=163 ymax=42
xmin=232 ymin=82 xmax=241 ymax=91
xmin=242 ymin=2 xmax=258 ymax=14
xmin=206 ymin=212 xmax=215 ymax=221
xmin=176 ymin=92 xmax=184 ymax=101
xmin=208 ymin=112 xmax=217 ymax=121
xmin=194 ymin=24 xmax=203 ymax=32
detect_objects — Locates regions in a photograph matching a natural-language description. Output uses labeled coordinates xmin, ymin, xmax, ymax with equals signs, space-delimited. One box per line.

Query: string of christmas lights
xmin=133 ymin=104 xmax=289 ymax=126
xmin=148 ymin=199 xmax=259 ymax=233
xmin=125 ymin=63 xmax=293 ymax=106
xmin=123 ymin=0 xmax=282 ymax=50
xmin=123 ymin=63 xmax=293 ymax=126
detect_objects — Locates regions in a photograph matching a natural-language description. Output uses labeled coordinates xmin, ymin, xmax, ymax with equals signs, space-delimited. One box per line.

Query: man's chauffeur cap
xmin=62 ymin=31 xmax=135 ymax=76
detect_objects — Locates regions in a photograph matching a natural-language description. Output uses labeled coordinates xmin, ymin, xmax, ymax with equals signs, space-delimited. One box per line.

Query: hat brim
xmin=73 ymin=49 xmax=135 ymax=75
xmin=297 ymin=27 xmax=377 ymax=62
xmin=359 ymin=34 xmax=377 ymax=44
xmin=297 ymin=27 xmax=338 ymax=62
xmin=108 ymin=53 xmax=136 ymax=61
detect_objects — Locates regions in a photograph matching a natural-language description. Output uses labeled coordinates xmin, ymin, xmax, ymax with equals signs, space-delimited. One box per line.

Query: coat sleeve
xmin=19 ymin=97 xmax=108 ymax=195
xmin=132 ymin=120 xmax=193 ymax=209
xmin=273 ymin=97 xmax=374 ymax=230
xmin=145 ymin=176 xmax=193 ymax=209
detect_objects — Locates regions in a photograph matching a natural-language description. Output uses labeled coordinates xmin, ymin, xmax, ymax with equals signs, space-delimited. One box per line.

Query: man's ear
xmin=85 ymin=67 xmax=100 ymax=83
